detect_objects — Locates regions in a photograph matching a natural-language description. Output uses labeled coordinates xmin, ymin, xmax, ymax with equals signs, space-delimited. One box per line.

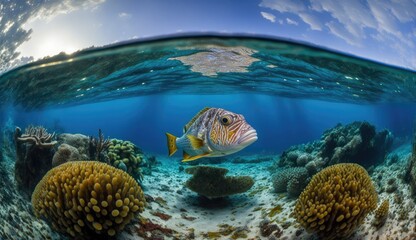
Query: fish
xmin=166 ymin=107 xmax=258 ymax=162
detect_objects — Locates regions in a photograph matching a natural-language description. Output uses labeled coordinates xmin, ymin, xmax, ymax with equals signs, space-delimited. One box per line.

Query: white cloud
xmin=30 ymin=0 xmax=105 ymax=22
xmin=118 ymin=12 xmax=132 ymax=19
xmin=260 ymin=11 xmax=276 ymax=23
xmin=286 ymin=18 xmax=298 ymax=25
xmin=325 ymin=21 xmax=361 ymax=46
xmin=259 ymin=0 xmax=416 ymax=69
xmin=299 ymin=13 xmax=322 ymax=30
xmin=259 ymin=0 xmax=307 ymax=12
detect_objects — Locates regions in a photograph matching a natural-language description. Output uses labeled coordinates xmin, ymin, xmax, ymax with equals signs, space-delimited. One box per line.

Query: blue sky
xmin=10 ymin=0 xmax=416 ymax=70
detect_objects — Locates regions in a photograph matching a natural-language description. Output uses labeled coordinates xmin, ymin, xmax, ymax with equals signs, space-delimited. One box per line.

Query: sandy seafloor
xmin=1 ymin=143 xmax=416 ymax=240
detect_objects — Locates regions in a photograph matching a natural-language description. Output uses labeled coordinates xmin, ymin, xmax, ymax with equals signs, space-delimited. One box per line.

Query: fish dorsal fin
xmin=183 ymin=107 xmax=211 ymax=133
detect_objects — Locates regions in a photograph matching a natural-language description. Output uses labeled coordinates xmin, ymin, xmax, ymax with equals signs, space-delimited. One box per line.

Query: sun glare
xmin=39 ymin=35 xmax=77 ymax=57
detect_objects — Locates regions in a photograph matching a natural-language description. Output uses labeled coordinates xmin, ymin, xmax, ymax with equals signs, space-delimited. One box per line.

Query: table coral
xmin=293 ymin=163 xmax=377 ymax=240
xmin=185 ymin=166 xmax=254 ymax=198
xmin=31 ymin=161 xmax=145 ymax=238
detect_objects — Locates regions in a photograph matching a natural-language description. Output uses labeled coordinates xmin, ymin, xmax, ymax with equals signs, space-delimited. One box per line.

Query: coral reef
xmin=107 ymin=138 xmax=144 ymax=182
xmin=31 ymin=161 xmax=146 ymax=238
xmin=14 ymin=126 xmax=57 ymax=195
xmin=185 ymin=166 xmax=254 ymax=198
xmin=272 ymin=167 xmax=309 ymax=198
xmin=277 ymin=121 xmax=393 ymax=170
xmin=373 ymin=199 xmax=389 ymax=229
xmin=293 ymin=163 xmax=377 ymax=240
xmin=51 ymin=143 xmax=81 ymax=167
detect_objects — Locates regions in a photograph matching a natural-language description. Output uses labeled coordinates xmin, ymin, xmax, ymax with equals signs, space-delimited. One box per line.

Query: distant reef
xmin=270 ymin=121 xmax=394 ymax=197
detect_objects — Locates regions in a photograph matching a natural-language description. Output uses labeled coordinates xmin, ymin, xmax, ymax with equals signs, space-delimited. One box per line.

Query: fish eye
xmin=220 ymin=115 xmax=232 ymax=125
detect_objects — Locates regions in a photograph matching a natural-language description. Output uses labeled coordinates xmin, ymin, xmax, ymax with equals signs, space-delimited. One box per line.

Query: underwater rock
xmin=277 ymin=121 xmax=393 ymax=170
xmin=185 ymin=165 xmax=254 ymax=198
xmin=57 ymin=133 xmax=90 ymax=159
xmin=14 ymin=126 xmax=56 ymax=196
xmin=259 ymin=220 xmax=282 ymax=238
xmin=51 ymin=143 xmax=82 ymax=167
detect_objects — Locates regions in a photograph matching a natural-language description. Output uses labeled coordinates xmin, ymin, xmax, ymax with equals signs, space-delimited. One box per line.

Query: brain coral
xmin=272 ymin=167 xmax=309 ymax=198
xmin=293 ymin=163 xmax=377 ymax=240
xmin=31 ymin=161 xmax=145 ymax=237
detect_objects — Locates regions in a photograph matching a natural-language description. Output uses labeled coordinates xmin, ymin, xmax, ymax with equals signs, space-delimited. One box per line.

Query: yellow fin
xmin=187 ymin=135 xmax=204 ymax=149
xmin=166 ymin=133 xmax=177 ymax=156
xmin=182 ymin=152 xmax=210 ymax=162
xmin=183 ymin=151 xmax=191 ymax=160
xmin=183 ymin=107 xmax=211 ymax=133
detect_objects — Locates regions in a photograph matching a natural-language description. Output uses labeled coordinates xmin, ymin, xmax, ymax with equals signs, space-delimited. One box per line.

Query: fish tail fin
xmin=166 ymin=133 xmax=178 ymax=157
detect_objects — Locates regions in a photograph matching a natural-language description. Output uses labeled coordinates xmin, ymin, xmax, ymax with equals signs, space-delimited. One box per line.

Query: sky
xmin=1 ymin=0 xmax=415 ymax=72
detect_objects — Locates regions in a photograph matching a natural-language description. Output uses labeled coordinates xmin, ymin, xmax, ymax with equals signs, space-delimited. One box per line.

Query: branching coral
xmin=89 ymin=129 xmax=110 ymax=162
xmin=15 ymin=125 xmax=57 ymax=148
xmin=373 ymin=199 xmax=389 ymax=229
xmin=185 ymin=166 xmax=254 ymax=198
xmin=293 ymin=163 xmax=377 ymax=240
xmin=31 ymin=161 xmax=145 ymax=238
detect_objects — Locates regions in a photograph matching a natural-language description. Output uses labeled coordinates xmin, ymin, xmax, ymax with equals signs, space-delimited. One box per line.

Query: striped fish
xmin=166 ymin=107 xmax=257 ymax=162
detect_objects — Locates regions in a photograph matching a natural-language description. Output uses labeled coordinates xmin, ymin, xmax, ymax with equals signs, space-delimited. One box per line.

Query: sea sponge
xmin=293 ymin=163 xmax=377 ymax=240
xmin=31 ymin=161 xmax=146 ymax=237
xmin=373 ymin=199 xmax=389 ymax=229
xmin=185 ymin=166 xmax=254 ymax=198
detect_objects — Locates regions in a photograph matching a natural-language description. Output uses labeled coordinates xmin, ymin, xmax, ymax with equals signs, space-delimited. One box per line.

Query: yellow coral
xmin=373 ymin=199 xmax=389 ymax=228
xmin=293 ymin=163 xmax=377 ymax=240
xmin=31 ymin=161 xmax=145 ymax=237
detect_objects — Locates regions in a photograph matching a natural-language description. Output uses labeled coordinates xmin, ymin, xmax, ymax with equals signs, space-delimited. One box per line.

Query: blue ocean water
xmin=10 ymin=95 xmax=416 ymax=155
xmin=1 ymin=34 xmax=416 ymax=239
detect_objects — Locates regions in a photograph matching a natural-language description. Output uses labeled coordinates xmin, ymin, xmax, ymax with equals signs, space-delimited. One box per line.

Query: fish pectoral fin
xmin=183 ymin=151 xmax=191 ymax=160
xmin=187 ymin=135 xmax=204 ymax=150
xmin=182 ymin=152 xmax=210 ymax=162
xmin=166 ymin=133 xmax=178 ymax=157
